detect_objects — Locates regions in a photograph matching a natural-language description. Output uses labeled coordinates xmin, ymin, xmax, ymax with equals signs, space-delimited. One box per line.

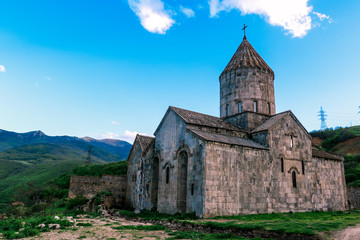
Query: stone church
xmin=126 ymin=35 xmax=347 ymax=217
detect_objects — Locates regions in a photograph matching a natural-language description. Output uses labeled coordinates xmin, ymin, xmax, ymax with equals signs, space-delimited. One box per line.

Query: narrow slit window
xmin=191 ymin=183 xmax=194 ymax=196
xmin=226 ymin=104 xmax=230 ymax=117
xmin=290 ymin=135 xmax=294 ymax=148
xmin=253 ymin=101 xmax=258 ymax=112
xmin=292 ymin=171 xmax=297 ymax=188
xmin=166 ymin=167 xmax=170 ymax=184
xmin=302 ymin=160 xmax=305 ymax=174
xmin=238 ymin=101 xmax=242 ymax=113
xmin=281 ymin=157 xmax=284 ymax=172
xmin=268 ymin=102 xmax=271 ymax=114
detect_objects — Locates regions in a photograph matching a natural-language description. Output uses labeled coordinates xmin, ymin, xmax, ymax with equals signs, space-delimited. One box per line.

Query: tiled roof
xmin=222 ymin=36 xmax=273 ymax=75
xmin=136 ymin=134 xmax=155 ymax=152
xmin=170 ymin=106 xmax=244 ymax=132
xmin=188 ymin=129 xmax=268 ymax=150
xmin=312 ymin=148 xmax=343 ymax=161
xmin=252 ymin=111 xmax=289 ymax=133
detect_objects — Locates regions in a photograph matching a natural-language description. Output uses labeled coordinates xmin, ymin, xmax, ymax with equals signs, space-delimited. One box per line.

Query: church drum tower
xmin=220 ymin=35 xmax=275 ymax=130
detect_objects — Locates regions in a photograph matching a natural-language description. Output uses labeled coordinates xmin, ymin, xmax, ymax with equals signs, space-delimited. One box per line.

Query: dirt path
xmin=22 ymin=216 xmax=169 ymax=240
xmin=332 ymin=224 xmax=360 ymax=240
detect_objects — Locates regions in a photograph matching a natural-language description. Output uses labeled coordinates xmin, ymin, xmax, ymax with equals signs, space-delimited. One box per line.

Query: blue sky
xmin=0 ymin=0 xmax=359 ymax=143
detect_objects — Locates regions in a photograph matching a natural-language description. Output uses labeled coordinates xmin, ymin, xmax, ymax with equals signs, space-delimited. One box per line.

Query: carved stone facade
xmin=126 ymin=36 xmax=347 ymax=217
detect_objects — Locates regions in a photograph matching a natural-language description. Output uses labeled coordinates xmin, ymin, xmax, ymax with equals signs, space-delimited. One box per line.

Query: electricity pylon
xmin=318 ymin=107 xmax=328 ymax=130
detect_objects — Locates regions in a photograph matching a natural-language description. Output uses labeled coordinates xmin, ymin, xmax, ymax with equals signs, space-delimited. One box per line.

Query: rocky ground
xmin=2 ymin=214 xmax=358 ymax=240
xmin=22 ymin=215 xmax=169 ymax=240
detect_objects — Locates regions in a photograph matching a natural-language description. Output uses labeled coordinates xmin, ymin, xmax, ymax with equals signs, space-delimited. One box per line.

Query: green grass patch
xmin=167 ymin=231 xmax=264 ymax=239
xmin=0 ymin=216 xmax=74 ymax=239
xmin=112 ymin=224 xmax=167 ymax=231
xmin=77 ymin=223 xmax=93 ymax=227
xmin=210 ymin=210 xmax=360 ymax=235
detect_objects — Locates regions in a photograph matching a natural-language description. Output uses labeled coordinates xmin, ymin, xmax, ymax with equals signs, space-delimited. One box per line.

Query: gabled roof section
xmin=188 ymin=129 xmax=268 ymax=150
xmin=252 ymin=111 xmax=289 ymax=133
xmin=251 ymin=111 xmax=312 ymax=139
xmin=136 ymin=134 xmax=155 ymax=152
xmin=312 ymin=148 xmax=343 ymax=161
xmin=170 ymin=106 xmax=243 ymax=132
xmin=222 ymin=36 xmax=274 ymax=76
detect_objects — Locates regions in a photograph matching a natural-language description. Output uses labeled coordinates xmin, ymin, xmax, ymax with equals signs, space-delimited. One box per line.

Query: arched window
xmin=253 ymin=100 xmax=258 ymax=112
xmin=226 ymin=104 xmax=230 ymax=117
xmin=292 ymin=171 xmax=297 ymax=188
xmin=238 ymin=101 xmax=242 ymax=113
xmin=191 ymin=183 xmax=194 ymax=196
xmin=166 ymin=167 xmax=170 ymax=184
xmin=290 ymin=135 xmax=294 ymax=148
xmin=281 ymin=157 xmax=284 ymax=172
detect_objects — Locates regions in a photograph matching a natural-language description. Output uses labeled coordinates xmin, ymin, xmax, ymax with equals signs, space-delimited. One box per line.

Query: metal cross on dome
xmin=242 ymin=24 xmax=248 ymax=37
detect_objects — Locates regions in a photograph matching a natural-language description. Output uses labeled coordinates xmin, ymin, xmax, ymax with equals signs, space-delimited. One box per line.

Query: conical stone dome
xmin=222 ymin=36 xmax=273 ymax=76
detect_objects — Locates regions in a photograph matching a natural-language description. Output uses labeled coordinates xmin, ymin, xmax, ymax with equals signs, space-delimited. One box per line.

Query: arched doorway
xmin=177 ymin=151 xmax=188 ymax=213
xmin=151 ymin=156 xmax=159 ymax=210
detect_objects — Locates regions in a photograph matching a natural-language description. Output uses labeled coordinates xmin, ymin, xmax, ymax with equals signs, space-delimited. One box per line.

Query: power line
xmin=317 ymin=107 xmax=328 ymax=130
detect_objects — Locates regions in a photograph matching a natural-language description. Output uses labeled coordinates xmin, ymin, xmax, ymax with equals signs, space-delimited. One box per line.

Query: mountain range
xmin=0 ymin=129 xmax=132 ymax=206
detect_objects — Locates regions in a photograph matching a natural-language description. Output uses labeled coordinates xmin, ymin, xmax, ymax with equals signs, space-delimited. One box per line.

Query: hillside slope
xmin=0 ymin=129 xmax=132 ymax=210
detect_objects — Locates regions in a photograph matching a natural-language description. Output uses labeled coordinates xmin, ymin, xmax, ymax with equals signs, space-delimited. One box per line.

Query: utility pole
xmin=85 ymin=146 xmax=93 ymax=165
xmin=318 ymin=107 xmax=328 ymax=130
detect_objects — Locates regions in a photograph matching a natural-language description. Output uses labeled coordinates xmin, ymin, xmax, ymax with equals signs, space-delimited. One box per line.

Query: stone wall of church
xmin=203 ymin=143 xmax=271 ymax=217
xmin=220 ymin=68 xmax=275 ymax=118
xmin=311 ymin=157 xmax=347 ymax=211
xmin=126 ymin=140 xmax=143 ymax=209
xmin=225 ymin=112 xmax=269 ymax=131
xmin=155 ymin=110 xmax=205 ymax=216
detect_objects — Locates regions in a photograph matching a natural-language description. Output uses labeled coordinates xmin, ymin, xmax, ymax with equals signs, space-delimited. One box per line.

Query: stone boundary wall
xmin=347 ymin=187 xmax=360 ymax=209
xmin=69 ymin=175 xmax=127 ymax=208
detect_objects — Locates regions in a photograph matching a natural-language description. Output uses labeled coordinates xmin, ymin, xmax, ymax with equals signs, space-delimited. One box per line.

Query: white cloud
xmin=111 ymin=121 xmax=119 ymax=125
xmin=208 ymin=0 xmax=318 ymax=38
xmin=0 ymin=65 xmax=5 ymax=73
xmin=101 ymin=130 xmax=151 ymax=143
xmin=44 ymin=76 xmax=52 ymax=81
xmin=128 ymin=0 xmax=175 ymax=34
xmin=313 ymin=11 xmax=333 ymax=23
xmin=180 ymin=6 xmax=195 ymax=18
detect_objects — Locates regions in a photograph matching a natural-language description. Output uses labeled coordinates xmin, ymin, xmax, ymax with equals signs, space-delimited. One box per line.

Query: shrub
xmin=67 ymin=196 xmax=88 ymax=210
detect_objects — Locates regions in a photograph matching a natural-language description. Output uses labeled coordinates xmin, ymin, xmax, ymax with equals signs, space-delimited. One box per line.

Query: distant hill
xmin=311 ymin=126 xmax=360 ymax=187
xmin=0 ymin=129 xmax=132 ymax=209
xmin=0 ymin=129 xmax=132 ymax=160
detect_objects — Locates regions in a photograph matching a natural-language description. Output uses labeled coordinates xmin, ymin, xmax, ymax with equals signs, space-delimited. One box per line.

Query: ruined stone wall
xmin=69 ymin=176 xmax=101 ymax=199
xmin=69 ymin=175 xmax=127 ymax=208
xmin=220 ymin=68 xmax=275 ymax=118
xmin=347 ymin=187 xmax=360 ymax=209
xmin=155 ymin=110 xmax=205 ymax=216
xmin=101 ymin=175 xmax=127 ymax=207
